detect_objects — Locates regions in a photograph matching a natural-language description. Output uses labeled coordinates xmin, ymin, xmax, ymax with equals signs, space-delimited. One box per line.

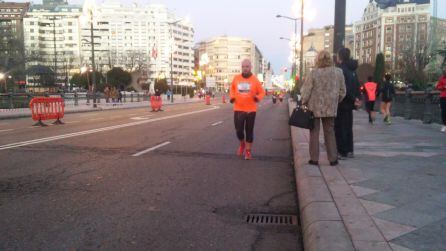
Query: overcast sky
xmin=23 ymin=0 xmax=446 ymax=72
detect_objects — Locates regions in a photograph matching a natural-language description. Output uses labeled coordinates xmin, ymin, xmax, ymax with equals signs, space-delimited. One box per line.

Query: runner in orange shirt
xmin=230 ymin=59 xmax=265 ymax=160
xmin=362 ymin=76 xmax=378 ymax=124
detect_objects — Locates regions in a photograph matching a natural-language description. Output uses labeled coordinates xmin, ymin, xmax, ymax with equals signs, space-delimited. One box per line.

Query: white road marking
xmin=211 ymin=121 xmax=223 ymax=126
xmin=0 ymin=129 xmax=14 ymax=133
xmin=131 ymin=116 xmax=153 ymax=120
xmin=0 ymin=106 xmax=219 ymax=151
xmin=132 ymin=141 xmax=171 ymax=157
xmin=79 ymin=114 xmax=96 ymax=117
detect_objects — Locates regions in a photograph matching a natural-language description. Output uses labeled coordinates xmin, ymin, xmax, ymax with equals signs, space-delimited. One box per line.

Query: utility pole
xmin=90 ymin=9 xmax=97 ymax=108
xmin=333 ymin=0 xmax=346 ymax=60
xmin=52 ymin=16 xmax=57 ymax=86
xmin=167 ymin=19 xmax=182 ymax=103
xmin=299 ymin=0 xmax=304 ymax=82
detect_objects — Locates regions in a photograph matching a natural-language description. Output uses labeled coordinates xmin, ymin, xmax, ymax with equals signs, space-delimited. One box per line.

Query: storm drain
xmin=245 ymin=214 xmax=297 ymax=226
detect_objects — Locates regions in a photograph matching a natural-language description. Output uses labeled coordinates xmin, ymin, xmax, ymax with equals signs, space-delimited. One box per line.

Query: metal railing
xmin=0 ymin=92 xmax=157 ymax=109
xmin=392 ymin=90 xmax=441 ymax=124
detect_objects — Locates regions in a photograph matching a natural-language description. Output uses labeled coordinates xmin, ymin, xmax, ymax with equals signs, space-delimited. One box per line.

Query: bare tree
xmin=126 ymin=50 xmax=147 ymax=71
xmin=397 ymin=46 xmax=430 ymax=90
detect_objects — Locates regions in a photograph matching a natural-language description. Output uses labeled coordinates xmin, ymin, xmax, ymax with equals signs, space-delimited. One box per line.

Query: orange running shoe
xmin=237 ymin=141 xmax=245 ymax=156
xmin=245 ymin=149 xmax=252 ymax=160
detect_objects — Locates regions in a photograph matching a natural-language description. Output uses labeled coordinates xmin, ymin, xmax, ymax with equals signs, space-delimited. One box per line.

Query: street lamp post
xmin=89 ymin=9 xmax=97 ymax=108
xmin=52 ymin=16 xmax=57 ymax=87
xmin=279 ymin=36 xmax=294 ymax=62
xmin=167 ymin=19 xmax=182 ymax=103
xmin=276 ymin=13 xmax=304 ymax=84
xmin=334 ymin=0 xmax=346 ymax=58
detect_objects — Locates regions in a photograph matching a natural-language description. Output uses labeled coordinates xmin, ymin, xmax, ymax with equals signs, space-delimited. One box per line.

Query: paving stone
xmin=296 ymin=164 xmax=322 ymax=178
xmin=388 ymin=243 xmax=415 ymax=251
xmin=343 ymin=214 xmax=386 ymax=242
xmin=320 ymin=166 xmax=348 ymax=186
xmin=391 ymin=217 xmax=446 ymax=251
xmin=304 ymin=221 xmax=354 ymax=251
xmin=372 ymin=217 xmax=417 ymax=241
xmin=301 ymin=202 xmax=341 ymax=232
xmin=297 ymin=177 xmax=333 ymax=210
xmin=359 ymin=199 xmax=395 ymax=215
xmin=351 ymin=185 xmax=379 ymax=197
xmin=338 ymin=167 xmax=369 ymax=184
xmin=375 ymin=194 xmax=446 ymax=228
xmin=353 ymin=241 xmax=392 ymax=251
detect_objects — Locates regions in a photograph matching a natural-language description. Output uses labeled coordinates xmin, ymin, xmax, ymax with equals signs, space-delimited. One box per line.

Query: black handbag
xmin=289 ymin=104 xmax=315 ymax=130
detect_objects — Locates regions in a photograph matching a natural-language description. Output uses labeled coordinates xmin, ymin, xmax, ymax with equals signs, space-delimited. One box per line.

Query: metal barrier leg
xmin=53 ymin=117 xmax=64 ymax=125
xmin=33 ymin=119 xmax=48 ymax=127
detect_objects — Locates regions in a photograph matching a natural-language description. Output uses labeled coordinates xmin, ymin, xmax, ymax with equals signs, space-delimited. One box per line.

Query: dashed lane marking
xmin=211 ymin=121 xmax=223 ymax=126
xmin=131 ymin=116 xmax=153 ymax=120
xmin=132 ymin=141 xmax=171 ymax=157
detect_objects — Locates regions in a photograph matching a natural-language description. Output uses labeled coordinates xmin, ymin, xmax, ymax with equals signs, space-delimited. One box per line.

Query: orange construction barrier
xmin=205 ymin=95 xmax=211 ymax=105
xmin=150 ymin=95 xmax=163 ymax=112
xmin=222 ymin=95 xmax=226 ymax=104
xmin=29 ymin=97 xmax=65 ymax=127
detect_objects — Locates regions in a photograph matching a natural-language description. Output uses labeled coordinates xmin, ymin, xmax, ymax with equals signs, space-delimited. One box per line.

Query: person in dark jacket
xmin=379 ymin=73 xmax=396 ymax=125
xmin=335 ymin=48 xmax=361 ymax=159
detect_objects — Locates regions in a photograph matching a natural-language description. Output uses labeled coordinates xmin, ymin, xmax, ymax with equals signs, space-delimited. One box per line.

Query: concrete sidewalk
xmin=0 ymin=97 xmax=203 ymax=120
xmin=289 ymin=100 xmax=446 ymax=251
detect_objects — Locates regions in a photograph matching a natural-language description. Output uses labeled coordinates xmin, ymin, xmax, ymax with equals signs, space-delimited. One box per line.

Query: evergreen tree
xmin=374 ymin=53 xmax=385 ymax=85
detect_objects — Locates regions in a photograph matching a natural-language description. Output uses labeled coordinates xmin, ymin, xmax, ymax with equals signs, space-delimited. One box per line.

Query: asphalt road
xmin=0 ymin=98 xmax=301 ymax=250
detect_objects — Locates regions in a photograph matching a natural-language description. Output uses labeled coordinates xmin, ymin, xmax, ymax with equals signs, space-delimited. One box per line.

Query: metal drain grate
xmin=245 ymin=214 xmax=297 ymax=226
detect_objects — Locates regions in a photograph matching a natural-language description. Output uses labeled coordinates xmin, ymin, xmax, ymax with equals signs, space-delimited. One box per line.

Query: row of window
xmin=0 ymin=8 xmax=21 ymax=13
xmin=0 ymin=14 xmax=20 ymax=18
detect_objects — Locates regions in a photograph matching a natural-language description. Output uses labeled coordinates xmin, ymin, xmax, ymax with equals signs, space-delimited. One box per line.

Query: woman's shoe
xmin=308 ymin=160 xmax=319 ymax=166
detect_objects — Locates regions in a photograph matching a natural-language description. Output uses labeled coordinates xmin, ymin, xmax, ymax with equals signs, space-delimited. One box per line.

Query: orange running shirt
xmin=230 ymin=74 xmax=265 ymax=112
xmin=363 ymin=82 xmax=378 ymax=101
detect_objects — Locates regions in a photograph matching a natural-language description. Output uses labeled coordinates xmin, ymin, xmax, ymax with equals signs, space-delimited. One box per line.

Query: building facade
xmin=353 ymin=0 xmax=433 ymax=68
xmin=298 ymin=25 xmax=353 ymax=75
xmin=0 ymin=2 xmax=30 ymax=72
xmin=303 ymin=25 xmax=354 ymax=55
xmin=81 ymin=1 xmax=195 ymax=86
xmin=196 ymin=36 xmax=267 ymax=90
xmin=23 ymin=5 xmax=83 ymax=86
xmin=42 ymin=0 xmax=67 ymax=9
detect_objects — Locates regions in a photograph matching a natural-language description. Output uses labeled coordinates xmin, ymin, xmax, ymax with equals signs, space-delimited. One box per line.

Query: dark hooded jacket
xmin=338 ymin=59 xmax=361 ymax=110
xmin=379 ymin=80 xmax=396 ymax=102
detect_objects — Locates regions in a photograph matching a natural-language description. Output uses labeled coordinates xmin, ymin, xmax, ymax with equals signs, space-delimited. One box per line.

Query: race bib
xmin=238 ymin=82 xmax=251 ymax=94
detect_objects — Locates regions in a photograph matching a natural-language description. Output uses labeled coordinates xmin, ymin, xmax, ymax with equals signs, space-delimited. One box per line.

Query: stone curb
xmin=288 ymin=100 xmax=355 ymax=251
xmin=0 ymin=99 xmax=203 ymax=120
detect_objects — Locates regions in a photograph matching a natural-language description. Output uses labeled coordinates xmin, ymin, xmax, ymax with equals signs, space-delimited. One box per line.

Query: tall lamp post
xmin=82 ymin=7 xmax=97 ymax=108
xmin=167 ymin=19 xmax=182 ymax=103
xmin=276 ymin=14 xmax=304 ymax=85
xmin=279 ymin=37 xmax=296 ymax=65
xmin=334 ymin=0 xmax=346 ymax=59
xmin=51 ymin=16 xmax=58 ymax=87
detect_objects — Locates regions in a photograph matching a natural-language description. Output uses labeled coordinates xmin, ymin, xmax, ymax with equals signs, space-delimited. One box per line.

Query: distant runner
xmin=362 ymin=76 xmax=378 ymax=124
xmin=230 ymin=59 xmax=265 ymax=160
